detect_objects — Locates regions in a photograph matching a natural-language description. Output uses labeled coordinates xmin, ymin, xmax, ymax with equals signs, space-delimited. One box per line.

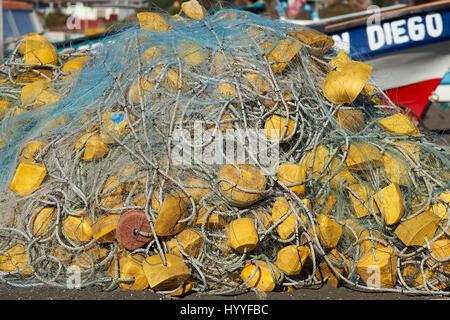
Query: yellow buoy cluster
xmin=0 ymin=0 xmax=448 ymax=297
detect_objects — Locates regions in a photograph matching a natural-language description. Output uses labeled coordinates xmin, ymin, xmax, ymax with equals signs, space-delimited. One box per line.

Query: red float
xmin=116 ymin=210 xmax=153 ymax=251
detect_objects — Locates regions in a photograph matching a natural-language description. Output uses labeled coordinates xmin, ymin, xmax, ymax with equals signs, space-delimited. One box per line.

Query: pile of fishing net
xmin=0 ymin=0 xmax=448 ymax=297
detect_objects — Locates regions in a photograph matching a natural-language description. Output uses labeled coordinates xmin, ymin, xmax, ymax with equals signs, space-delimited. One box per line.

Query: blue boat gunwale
xmin=314 ymin=2 xmax=450 ymax=60
xmin=4 ymin=1 xmax=449 ymax=73
xmin=314 ymin=0 xmax=450 ymax=34
xmin=4 ymin=2 xmax=268 ymax=58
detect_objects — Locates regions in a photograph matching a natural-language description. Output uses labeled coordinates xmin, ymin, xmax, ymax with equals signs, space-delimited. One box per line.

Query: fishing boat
xmin=4 ymin=1 xmax=449 ymax=118
xmin=434 ymin=67 xmax=450 ymax=104
xmin=1 ymin=0 xmax=44 ymax=51
xmin=284 ymin=0 xmax=450 ymax=118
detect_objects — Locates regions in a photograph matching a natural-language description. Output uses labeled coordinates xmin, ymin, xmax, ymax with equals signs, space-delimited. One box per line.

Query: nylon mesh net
xmin=0 ymin=4 xmax=448 ymax=296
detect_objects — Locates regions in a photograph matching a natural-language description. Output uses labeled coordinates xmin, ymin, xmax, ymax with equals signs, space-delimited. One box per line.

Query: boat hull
xmin=365 ymin=40 xmax=450 ymax=116
xmin=434 ymin=71 xmax=450 ymax=102
xmin=289 ymin=1 xmax=450 ymax=117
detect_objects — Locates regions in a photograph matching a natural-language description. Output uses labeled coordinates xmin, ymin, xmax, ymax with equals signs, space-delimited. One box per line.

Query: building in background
xmin=2 ymin=0 xmax=44 ymax=50
xmin=13 ymin=0 xmax=148 ymax=41
xmin=24 ymin=0 xmax=147 ymax=30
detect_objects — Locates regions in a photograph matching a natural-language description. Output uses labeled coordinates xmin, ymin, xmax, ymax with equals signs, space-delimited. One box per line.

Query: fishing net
xmin=0 ymin=1 xmax=448 ymax=297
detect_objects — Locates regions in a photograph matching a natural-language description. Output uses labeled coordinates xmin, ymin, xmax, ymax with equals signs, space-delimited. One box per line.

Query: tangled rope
xmin=0 ymin=5 xmax=448 ymax=297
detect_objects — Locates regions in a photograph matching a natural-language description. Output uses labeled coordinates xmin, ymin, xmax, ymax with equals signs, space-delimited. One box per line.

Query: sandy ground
xmin=0 ymin=103 xmax=448 ymax=302
xmin=422 ymin=101 xmax=450 ymax=144
xmin=0 ymin=283 xmax=447 ymax=301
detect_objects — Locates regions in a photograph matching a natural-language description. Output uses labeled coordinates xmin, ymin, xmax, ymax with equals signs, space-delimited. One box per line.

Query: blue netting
xmin=0 ymin=8 xmax=448 ymax=296
xmin=0 ymin=9 xmax=313 ymax=188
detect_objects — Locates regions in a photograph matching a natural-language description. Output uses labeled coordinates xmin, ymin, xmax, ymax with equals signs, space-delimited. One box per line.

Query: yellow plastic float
xmin=356 ymin=246 xmax=397 ymax=288
xmin=343 ymin=142 xmax=383 ymax=171
xmin=195 ymin=203 xmax=229 ymax=228
xmin=311 ymin=214 xmax=343 ymax=249
xmin=9 ymin=159 xmax=47 ymax=196
xmin=61 ymin=55 xmax=92 ymax=78
xmin=99 ymin=175 xmax=125 ymax=211
xmin=218 ymin=163 xmax=266 ymax=208
xmin=395 ymin=211 xmax=441 ymax=246
xmin=240 ymin=260 xmax=281 ymax=292
xmin=41 ymin=115 xmax=69 ymax=133
xmin=0 ymin=100 xmax=12 ymax=115
xmin=255 ymin=210 xmax=273 ymax=229
xmin=133 ymin=191 xmax=162 ymax=213
xmin=264 ymin=114 xmax=295 ymax=143
xmin=373 ymin=183 xmax=404 ymax=225
xmin=63 ymin=215 xmax=93 ymax=243
xmin=358 ymin=229 xmax=386 ymax=254
xmin=166 ymin=228 xmax=204 ymax=258
xmin=128 ymin=77 xmax=157 ymax=105
xmin=117 ymin=256 xmax=149 ymax=291
xmin=74 ymin=244 xmax=109 ymax=270
xmin=328 ymin=157 xmax=357 ymax=189
xmin=137 ymin=12 xmax=170 ymax=32
xmin=402 ymin=264 xmax=446 ymax=290
xmin=75 ymin=133 xmax=110 ymax=161
xmin=92 ymin=214 xmax=121 ymax=242
xmin=0 ymin=244 xmax=32 ymax=275
xmin=428 ymin=239 xmax=450 ymax=274
xmin=21 ymin=140 xmax=47 ymax=160
xmin=277 ymin=163 xmax=306 ymax=196
xmin=20 ymin=80 xmax=60 ymax=108
xmin=323 ymin=50 xmax=372 ymax=105
xmin=170 ymin=278 xmax=196 ymax=297
xmin=336 ymin=108 xmax=365 ymax=132
xmin=31 ymin=207 xmax=56 ymax=237
xmin=21 ymin=34 xmax=58 ymax=67
xmin=266 ymin=39 xmax=302 ymax=73
xmin=19 ymin=34 xmax=48 ymax=54
xmin=216 ymin=82 xmax=236 ymax=99
xmin=15 ymin=69 xmax=53 ymax=83
xmin=382 ymin=152 xmax=412 ymax=186
xmin=426 ymin=192 xmax=449 ymax=220
xmin=154 ymin=194 xmax=187 ymax=236
xmin=53 ymin=246 xmax=72 ymax=264
xmin=149 ymin=65 xmax=184 ymax=93
xmin=244 ymin=72 xmax=269 ymax=95
xmin=142 ymin=253 xmax=191 ymax=291
xmin=378 ymin=113 xmax=420 ymax=136
xmin=272 ymin=197 xmax=311 ymax=240
xmin=176 ymin=38 xmax=207 ymax=66
xmin=301 ymin=144 xmax=330 ymax=180
xmin=315 ymin=249 xmax=346 ymax=287
xmin=179 ymin=177 xmax=210 ymax=204
xmin=99 ymin=111 xmax=132 ymax=144
xmin=276 ymin=245 xmax=310 ymax=276
xmin=348 ymin=184 xmax=375 ymax=218
xmin=227 ymin=218 xmax=259 ymax=253
xmin=143 ymin=45 xmax=164 ymax=63
xmin=315 ymin=193 xmax=337 ymax=215
xmin=288 ymin=27 xmax=334 ymax=55
xmin=181 ymin=0 xmax=208 ymax=20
